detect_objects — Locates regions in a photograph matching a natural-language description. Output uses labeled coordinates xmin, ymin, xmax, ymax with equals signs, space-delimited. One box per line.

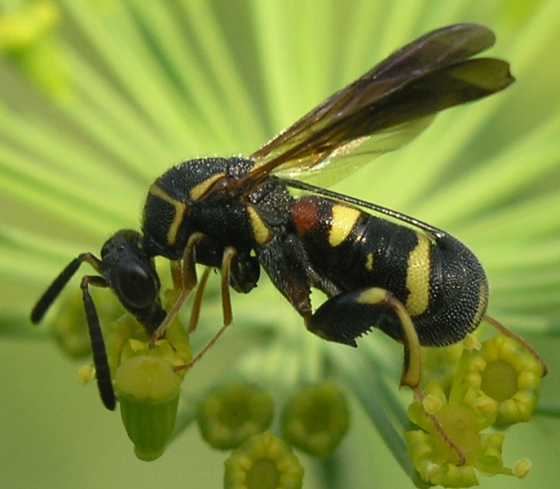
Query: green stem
xmin=535 ymin=404 xmax=560 ymax=418
xmin=314 ymin=454 xmax=346 ymax=489
xmin=330 ymin=348 xmax=418 ymax=484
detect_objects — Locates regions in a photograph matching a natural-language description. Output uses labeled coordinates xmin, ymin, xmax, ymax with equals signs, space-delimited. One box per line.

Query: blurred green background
xmin=1 ymin=1 xmax=559 ymax=488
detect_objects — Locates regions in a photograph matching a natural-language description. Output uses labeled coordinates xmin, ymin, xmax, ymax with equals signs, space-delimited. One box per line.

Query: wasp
xmin=31 ymin=24 xmax=544 ymax=414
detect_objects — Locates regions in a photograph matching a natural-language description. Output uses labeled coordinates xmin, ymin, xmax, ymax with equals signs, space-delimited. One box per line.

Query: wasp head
xmin=101 ymin=230 xmax=165 ymax=334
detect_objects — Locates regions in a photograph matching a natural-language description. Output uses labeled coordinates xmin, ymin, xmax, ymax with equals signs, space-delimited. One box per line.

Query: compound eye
xmin=115 ymin=265 xmax=157 ymax=309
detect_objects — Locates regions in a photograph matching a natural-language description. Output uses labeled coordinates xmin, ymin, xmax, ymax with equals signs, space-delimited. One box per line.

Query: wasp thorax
xmin=141 ymin=157 xmax=255 ymax=260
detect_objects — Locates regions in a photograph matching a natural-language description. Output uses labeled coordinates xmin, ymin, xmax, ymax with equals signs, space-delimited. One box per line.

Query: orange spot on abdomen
xmin=291 ymin=197 xmax=322 ymax=237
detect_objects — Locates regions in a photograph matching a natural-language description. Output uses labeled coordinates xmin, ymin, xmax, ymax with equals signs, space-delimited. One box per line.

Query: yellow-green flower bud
xmin=100 ymin=298 xmax=191 ymax=461
xmin=422 ymin=342 xmax=464 ymax=390
xmin=115 ymin=354 xmax=182 ymax=461
xmin=49 ymin=292 xmax=91 ymax=358
xmin=406 ymin=429 xmax=480 ymax=488
xmin=281 ymin=382 xmax=349 ymax=458
xmin=513 ymin=458 xmax=532 ymax=479
xmin=197 ymin=383 xmax=274 ymax=450
xmin=451 ymin=335 xmax=543 ymax=427
xmin=406 ymin=424 xmax=514 ymax=487
xmin=49 ymin=290 xmax=121 ymax=358
xmin=408 ymin=382 xmax=447 ymax=433
xmin=106 ymin=309 xmax=192 ymax=378
xmin=78 ymin=364 xmax=95 ymax=384
xmin=224 ymin=432 xmax=304 ymax=489
xmin=406 ymin=331 xmax=543 ymax=487
xmin=476 ymin=433 xmax=509 ymax=475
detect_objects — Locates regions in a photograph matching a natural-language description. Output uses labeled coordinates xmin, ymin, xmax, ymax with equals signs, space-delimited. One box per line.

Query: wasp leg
xmin=306 ymin=287 xmax=421 ymax=388
xmin=188 ymin=266 xmax=212 ymax=333
xmin=220 ymin=247 xmax=236 ymax=326
xmin=484 ymin=315 xmax=548 ymax=376
xmin=307 ymin=287 xmax=467 ymax=464
xmin=170 ymin=260 xmax=182 ymax=291
xmin=180 ymin=247 xmax=237 ymax=371
xmin=153 ymin=232 xmax=206 ymax=339
xmin=81 ymin=275 xmax=116 ymax=411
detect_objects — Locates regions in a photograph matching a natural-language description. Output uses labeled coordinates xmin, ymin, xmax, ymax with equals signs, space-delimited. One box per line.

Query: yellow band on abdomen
xmin=329 ymin=205 xmax=361 ymax=247
xmin=405 ymin=233 xmax=431 ymax=316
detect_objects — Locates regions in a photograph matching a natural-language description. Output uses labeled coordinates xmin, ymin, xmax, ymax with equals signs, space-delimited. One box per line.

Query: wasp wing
xmin=371 ymin=22 xmax=496 ymax=79
xmin=247 ymin=24 xmax=512 ymax=184
xmin=274 ymin=115 xmax=435 ymax=187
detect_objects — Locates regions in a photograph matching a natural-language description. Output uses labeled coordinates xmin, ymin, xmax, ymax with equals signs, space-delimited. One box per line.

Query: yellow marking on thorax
xmin=247 ymin=205 xmax=272 ymax=245
xmin=149 ymin=184 xmax=188 ymax=246
xmin=405 ymin=233 xmax=431 ymax=316
xmin=149 ymin=184 xmax=178 ymax=205
xmin=329 ymin=205 xmax=361 ymax=247
xmin=365 ymin=253 xmax=374 ymax=271
xmin=190 ymin=173 xmax=225 ymax=201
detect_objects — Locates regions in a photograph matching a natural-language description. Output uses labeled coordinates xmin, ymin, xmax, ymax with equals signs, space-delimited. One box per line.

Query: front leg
xmin=178 ymin=247 xmax=238 ymax=371
xmin=153 ymin=232 xmax=206 ymax=339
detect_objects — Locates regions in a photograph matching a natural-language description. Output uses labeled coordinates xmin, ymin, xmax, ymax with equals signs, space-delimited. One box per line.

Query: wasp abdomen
xmin=291 ymin=196 xmax=488 ymax=346
xmin=415 ymin=234 xmax=488 ymax=346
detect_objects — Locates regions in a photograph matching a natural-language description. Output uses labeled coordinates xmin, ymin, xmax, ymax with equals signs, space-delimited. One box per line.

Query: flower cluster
xmin=224 ymin=432 xmax=304 ymax=489
xmin=197 ymin=383 xmax=275 ymax=450
xmin=48 ymin=290 xmax=122 ymax=359
xmin=406 ymin=332 xmax=545 ymax=487
xmin=195 ymin=381 xmax=351 ymax=488
xmin=79 ymin=296 xmax=192 ymax=461
xmin=281 ymin=382 xmax=350 ymax=458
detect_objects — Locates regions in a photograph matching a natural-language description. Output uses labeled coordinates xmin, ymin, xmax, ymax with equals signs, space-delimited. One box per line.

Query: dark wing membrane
xmin=273 ymin=116 xmax=435 ymax=187
xmin=371 ymin=23 xmax=496 ymax=79
xmin=248 ymin=24 xmax=512 ymax=183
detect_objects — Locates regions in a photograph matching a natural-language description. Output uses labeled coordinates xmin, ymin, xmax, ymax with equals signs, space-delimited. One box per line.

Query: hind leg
xmin=306 ymin=287 xmax=421 ymax=388
xmin=307 ymin=286 xmax=467 ymax=464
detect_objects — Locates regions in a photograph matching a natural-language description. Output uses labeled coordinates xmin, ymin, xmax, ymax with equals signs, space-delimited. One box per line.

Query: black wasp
xmin=32 ymin=24 xmax=541 ymax=412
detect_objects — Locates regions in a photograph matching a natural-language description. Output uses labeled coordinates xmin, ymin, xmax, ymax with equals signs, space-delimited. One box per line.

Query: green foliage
xmin=1 ymin=1 xmax=559 ymax=488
